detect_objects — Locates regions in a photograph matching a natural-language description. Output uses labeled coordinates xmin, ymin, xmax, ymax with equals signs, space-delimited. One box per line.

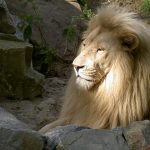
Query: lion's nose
xmin=72 ymin=63 xmax=85 ymax=76
xmin=73 ymin=64 xmax=85 ymax=72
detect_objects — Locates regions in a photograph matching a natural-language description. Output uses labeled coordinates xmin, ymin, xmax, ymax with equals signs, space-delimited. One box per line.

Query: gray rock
xmin=43 ymin=121 xmax=150 ymax=150
xmin=124 ymin=120 xmax=150 ymax=150
xmin=0 ymin=38 xmax=44 ymax=99
xmin=44 ymin=125 xmax=130 ymax=150
xmin=0 ymin=107 xmax=44 ymax=150
xmin=7 ymin=0 xmax=82 ymax=61
xmin=0 ymin=0 xmax=16 ymax=34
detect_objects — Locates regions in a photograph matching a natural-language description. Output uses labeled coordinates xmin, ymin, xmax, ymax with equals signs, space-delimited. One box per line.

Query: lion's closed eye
xmin=97 ymin=48 xmax=105 ymax=52
xmin=83 ymin=43 xmax=86 ymax=47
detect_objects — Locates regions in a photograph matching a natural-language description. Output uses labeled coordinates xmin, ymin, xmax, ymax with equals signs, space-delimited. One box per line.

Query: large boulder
xmin=124 ymin=120 xmax=150 ymax=150
xmin=0 ymin=107 xmax=44 ymax=150
xmin=44 ymin=125 xmax=129 ymax=150
xmin=0 ymin=0 xmax=16 ymax=34
xmin=43 ymin=121 xmax=150 ymax=150
xmin=7 ymin=0 xmax=82 ymax=62
xmin=0 ymin=34 xmax=44 ymax=99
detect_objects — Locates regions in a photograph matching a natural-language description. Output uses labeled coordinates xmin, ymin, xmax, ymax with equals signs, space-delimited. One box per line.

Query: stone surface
xmin=0 ymin=0 xmax=16 ymax=34
xmin=7 ymin=0 xmax=82 ymax=62
xmin=44 ymin=125 xmax=129 ymax=150
xmin=0 ymin=107 xmax=44 ymax=150
xmin=0 ymin=37 xmax=44 ymax=99
xmin=0 ymin=78 xmax=67 ymax=130
xmin=124 ymin=120 xmax=150 ymax=150
xmin=43 ymin=121 xmax=150 ymax=150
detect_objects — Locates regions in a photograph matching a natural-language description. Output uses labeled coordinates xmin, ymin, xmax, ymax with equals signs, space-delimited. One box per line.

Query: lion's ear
xmin=120 ymin=33 xmax=139 ymax=51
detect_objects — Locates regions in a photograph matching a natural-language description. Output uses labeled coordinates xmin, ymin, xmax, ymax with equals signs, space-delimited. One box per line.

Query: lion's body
xmin=40 ymin=6 xmax=150 ymax=133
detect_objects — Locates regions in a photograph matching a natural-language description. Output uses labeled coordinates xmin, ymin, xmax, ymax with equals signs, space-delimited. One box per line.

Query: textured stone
xmin=0 ymin=37 xmax=44 ymax=99
xmin=43 ymin=121 xmax=150 ymax=150
xmin=0 ymin=0 xmax=16 ymax=34
xmin=0 ymin=107 xmax=44 ymax=150
xmin=0 ymin=78 xmax=66 ymax=130
xmin=44 ymin=125 xmax=130 ymax=150
xmin=7 ymin=0 xmax=82 ymax=61
xmin=124 ymin=120 xmax=150 ymax=150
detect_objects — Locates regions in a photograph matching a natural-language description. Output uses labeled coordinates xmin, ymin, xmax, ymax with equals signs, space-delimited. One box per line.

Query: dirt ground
xmin=0 ymin=78 xmax=67 ymax=130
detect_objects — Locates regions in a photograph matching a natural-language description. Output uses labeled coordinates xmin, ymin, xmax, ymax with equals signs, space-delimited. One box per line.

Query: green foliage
xmin=41 ymin=47 xmax=57 ymax=64
xmin=82 ymin=4 xmax=95 ymax=20
xmin=23 ymin=25 xmax=32 ymax=40
xmin=33 ymin=46 xmax=57 ymax=73
xmin=62 ymin=2 xmax=94 ymax=48
xmin=20 ymin=0 xmax=33 ymax=7
xmin=18 ymin=0 xmax=56 ymax=69
xmin=18 ymin=0 xmax=43 ymax=41
xmin=63 ymin=25 xmax=77 ymax=42
xmin=62 ymin=16 xmax=81 ymax=42
xmin=77 ymin=0 xmax=87 ymax=7
xmin=141 ymin=0 xmax=150 ymax=14
xmin=17 ymin=14 xmax=43 ymax=40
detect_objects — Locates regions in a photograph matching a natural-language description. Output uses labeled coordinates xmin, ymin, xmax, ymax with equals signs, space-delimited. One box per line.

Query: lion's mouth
xmin=77 ymin=75 xmax=93 ymax=82
xmin=75 ymin=68 xmax=95 ymax=82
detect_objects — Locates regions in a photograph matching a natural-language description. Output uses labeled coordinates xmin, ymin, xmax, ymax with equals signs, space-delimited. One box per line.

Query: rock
xmin=0 ymin=37 xmax=44 ymax=99
xmin=0 ymin=0 xmax=16 ymax=34
xmin=124 ymin=120 xmax=150 ymax=150
xmin=44 ymin=125 xmax=90 ymax=150
xmin=0 ymin=98 xmax=61 ymax=130
xmin=43 ymin=121 xmax=150 ymax=150
xmin=0 ymin=78 xmax=66 ymax=130
xmin=7 ymin=0 xmax=82 ymax=62
xmin=43 ymin=125 xmax=129 ymax=150
xmin=0 ymin=107 xmax=44 ymax=150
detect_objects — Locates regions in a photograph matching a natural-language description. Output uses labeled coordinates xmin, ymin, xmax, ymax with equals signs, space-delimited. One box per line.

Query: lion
xmin=39 ymin=6 xmax=150 ymax=133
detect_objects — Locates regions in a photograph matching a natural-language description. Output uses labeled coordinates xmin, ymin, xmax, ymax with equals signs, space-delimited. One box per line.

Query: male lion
xmin=40 ymin=6 xmax=150 ymax=133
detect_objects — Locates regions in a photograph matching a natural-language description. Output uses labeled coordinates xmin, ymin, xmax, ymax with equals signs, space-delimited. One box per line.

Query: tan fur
xmin=39 ymin=6 xmax=150 ymax=133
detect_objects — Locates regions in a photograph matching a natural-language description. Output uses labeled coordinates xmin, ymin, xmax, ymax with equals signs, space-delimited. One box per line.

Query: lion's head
xmin=72 ymin=6 xmax=149 ymax=92
xmin=54 ymin=6 xmax=150 ymax=129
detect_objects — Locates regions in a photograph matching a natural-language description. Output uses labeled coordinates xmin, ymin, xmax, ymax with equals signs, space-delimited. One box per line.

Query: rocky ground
xmin=0 ymin=77 xmax=68 ymax=130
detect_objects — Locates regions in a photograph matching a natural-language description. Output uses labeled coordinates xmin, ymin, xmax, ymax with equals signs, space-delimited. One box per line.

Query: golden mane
xmin=40 ymin=6 xmax=150 ymax=133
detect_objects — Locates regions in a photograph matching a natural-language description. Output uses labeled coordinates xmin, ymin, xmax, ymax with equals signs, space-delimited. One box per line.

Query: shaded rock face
xmin=0 ymin=107 xmax=44 ymax=150
xmin=43 ymin=121 xmax=150 ymax=150
xmin=124 ymin=121 xmax=150 ymax=150
xmin=7 ymin=0 xmax=82 ymax=62
xmin=0 ymin=37 xmax=44 ymax=99
xmin=44 ymin=125 xmax=129 ymax=150
xmin=0 ymin=0 xmax=44 ymax=99
xmin=0 ymin=0 xmax=16 ymax=34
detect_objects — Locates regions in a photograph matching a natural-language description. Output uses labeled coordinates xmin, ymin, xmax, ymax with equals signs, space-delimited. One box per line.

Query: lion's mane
xmin=40 ymin=6 xmax=150 ymax=133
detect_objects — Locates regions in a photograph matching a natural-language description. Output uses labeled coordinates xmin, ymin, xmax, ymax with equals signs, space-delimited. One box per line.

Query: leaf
xmin=141 ymin=0 xmax=150 ymax=14
xmin=19 ymin=0 xmax=29 ymax=7
xmin=62 ymin=25 xmax=77 ymax=42
xmin=24 ymin=15 xmax=34 ymax=24
xmin=23 ymin=25 xmax=32 ymax=40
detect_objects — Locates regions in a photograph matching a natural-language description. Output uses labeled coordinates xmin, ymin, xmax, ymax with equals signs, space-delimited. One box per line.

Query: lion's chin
xmin=76 ymin=76 xmax=99 ymax=90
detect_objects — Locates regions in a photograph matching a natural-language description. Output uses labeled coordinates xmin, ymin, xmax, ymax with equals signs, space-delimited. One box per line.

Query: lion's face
xmin=73 ymin=31 xmax=115 ymax=89
xmin=73 ymin=25 xmax=139 ymax=90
